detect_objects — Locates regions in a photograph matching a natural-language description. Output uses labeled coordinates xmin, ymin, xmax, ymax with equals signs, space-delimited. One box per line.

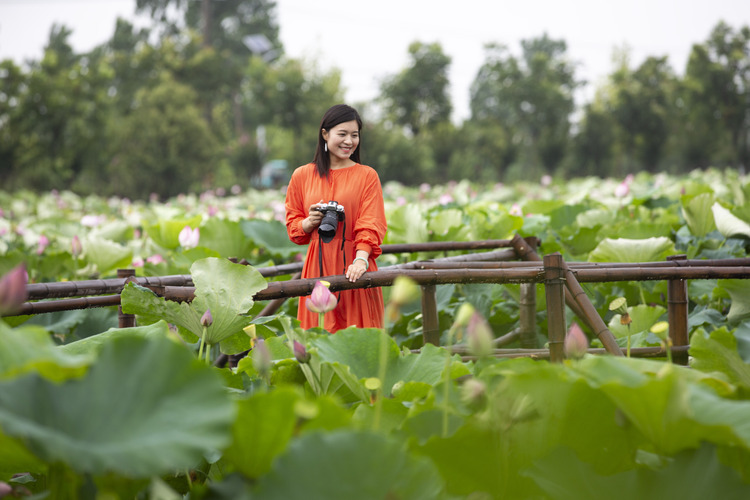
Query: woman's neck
xmin=329 ymin=157 xmax=356 ymax=170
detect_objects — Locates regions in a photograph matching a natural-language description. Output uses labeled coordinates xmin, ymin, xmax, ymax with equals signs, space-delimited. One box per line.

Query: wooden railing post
xmin=544 ymin=254 xmax=566 ymax=363
xmin=519 ymin=283 xmax=537 ymax=348
xmin=667 ymin=255 xmax=689 ymax=365
xmin=421 ymin=284 xmax=441 ymax=346
xmin=117 ymin=268 xmax=136 ymax=328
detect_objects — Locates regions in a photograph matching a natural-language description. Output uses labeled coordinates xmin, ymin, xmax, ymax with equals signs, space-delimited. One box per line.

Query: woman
xmin=285 ymin=104 xmax=387 ymax=332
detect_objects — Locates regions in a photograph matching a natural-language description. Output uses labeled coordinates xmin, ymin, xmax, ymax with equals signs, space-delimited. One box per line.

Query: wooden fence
xmin=7 ymin=234 xmax=750 ymax=366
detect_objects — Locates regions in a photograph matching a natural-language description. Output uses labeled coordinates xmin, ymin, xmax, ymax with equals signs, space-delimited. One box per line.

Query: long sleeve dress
xmin=285 ymin=163 xmax=387 ymax=332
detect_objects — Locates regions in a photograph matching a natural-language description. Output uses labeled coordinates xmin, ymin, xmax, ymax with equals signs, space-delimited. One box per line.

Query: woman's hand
xmin=346 ymin=256 xmax=368 ymax=282
xmin=302 ymin=200 xmax=325 ymax=233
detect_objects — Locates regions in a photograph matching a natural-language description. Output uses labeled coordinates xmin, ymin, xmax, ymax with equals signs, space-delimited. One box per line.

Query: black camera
xmin=315 ymin=201 xmax=345 ymax=242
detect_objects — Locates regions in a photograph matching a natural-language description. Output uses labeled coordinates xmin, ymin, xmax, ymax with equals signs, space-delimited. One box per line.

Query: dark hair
xmin=312 ymin=104 xmax=363 ymax=178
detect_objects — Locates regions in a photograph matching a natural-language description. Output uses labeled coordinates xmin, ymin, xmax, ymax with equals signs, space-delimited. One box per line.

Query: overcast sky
xmin=1 ymin=0 xmax=749 ymax=121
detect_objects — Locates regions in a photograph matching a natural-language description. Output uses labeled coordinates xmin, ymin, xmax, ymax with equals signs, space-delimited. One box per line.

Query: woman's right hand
xmin=302 ymin=200 xmax=324 ymax=233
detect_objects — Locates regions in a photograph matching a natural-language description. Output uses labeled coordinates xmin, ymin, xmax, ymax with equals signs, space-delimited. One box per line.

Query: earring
xmin=324 ymin=143 xmax=328 ymax=152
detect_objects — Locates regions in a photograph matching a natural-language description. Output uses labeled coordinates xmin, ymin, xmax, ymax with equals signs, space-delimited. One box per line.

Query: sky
xmin=1 ymin=0 xmax=749 ymax=121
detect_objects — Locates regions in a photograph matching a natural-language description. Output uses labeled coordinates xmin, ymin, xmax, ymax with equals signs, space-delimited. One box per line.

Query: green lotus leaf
xmin=310 ymin=329 xmax=461 ymax=398
xmin=524 ymin=444 xmax=750 ymax=500
xmin=577 ymin=356 xmax=750 ymax=455
xmin=240 ymin=219 xmax=301 ymax=259
xmin=690 ymin=327 xmax=750 ymax=392
xmin=253 ymin=430 xmax=450 ymax=500
xmin=588 ymin=237 xmax=675 ymax=262
xmin=386 ymin=203 xmax=429 ymax=244
xmin=0 ymin=322 xmax=90 ymax=382
xmin=58 ymin=320 xmax=173 ymax=357
xmin=0 ymin=335 xmax=234 ymax=476
xmin=83 ymin=237 xmax=133 ymax=275
xmin=717 ymin=279 xmax=750 ymax=322
xmin=200 ymin=218 xmax=254 ymax=259
xmin=223 ymin=386 xmax=300 ymax=479
xmin=712 ymin=202 xmax=750 ymax=239
xmin=681 ymin=193 xmax=716 ymax=237
xmin=122 ymin=258 xmax=268 ymax=353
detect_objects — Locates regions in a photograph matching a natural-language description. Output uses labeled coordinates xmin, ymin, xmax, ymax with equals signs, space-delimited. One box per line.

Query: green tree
xmin=609 ymin=54 xmax=677 ymax=173
xmin=379 ymin=42 xmax=452 ymax=136
xmin=243 ymin=57 xmax=344 ymax=171
xmin=1 ymin=25 xmax=115 ymax=192
xmin=107 ymin=75 xmax=219 ymax=199
xmin=680 ymin=21 xmax=750 ymax=169
xmin=470 ymin=34 xmax=580 ymax=178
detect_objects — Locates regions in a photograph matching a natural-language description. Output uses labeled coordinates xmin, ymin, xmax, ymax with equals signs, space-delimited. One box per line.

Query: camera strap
xmin=317 ymin=219 xmax=347 ymax=281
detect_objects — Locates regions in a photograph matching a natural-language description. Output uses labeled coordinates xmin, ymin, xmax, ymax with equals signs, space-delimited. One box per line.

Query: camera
xmin=315 ymin=201 xmax=345 ymax=242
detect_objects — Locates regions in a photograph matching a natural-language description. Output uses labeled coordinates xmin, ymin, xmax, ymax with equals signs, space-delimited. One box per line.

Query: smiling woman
xmin=284 ymin=104 xmax=387 ymax=332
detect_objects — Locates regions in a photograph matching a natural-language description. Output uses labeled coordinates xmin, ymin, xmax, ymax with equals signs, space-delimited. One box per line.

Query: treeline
xmin=0 ymin=0 xmax=748 ymax=199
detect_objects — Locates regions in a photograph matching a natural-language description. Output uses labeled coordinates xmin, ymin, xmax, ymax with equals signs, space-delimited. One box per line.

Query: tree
xmin=680 ymin=21 xmax=750 ymax=170
xmin=379 ymin=42 xmax=452 ymax=136
xmin=1 ymin=25 xmax=115 ymax=192
xmin=608 ymin=54 xmax=677 ymax=173
xmin=470 ymin=35 xmax=580 ymax=177
xmin=107 ymin=75 xmax=219 ymax=199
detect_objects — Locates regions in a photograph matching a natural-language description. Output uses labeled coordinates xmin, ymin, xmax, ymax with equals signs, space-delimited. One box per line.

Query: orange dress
xmin=285 ymin=163 xmax=387 ymax=332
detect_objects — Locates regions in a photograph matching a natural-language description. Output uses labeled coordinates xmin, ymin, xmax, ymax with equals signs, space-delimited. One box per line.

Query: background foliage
xmin=1 ymin=1 xmax=748 ymax=198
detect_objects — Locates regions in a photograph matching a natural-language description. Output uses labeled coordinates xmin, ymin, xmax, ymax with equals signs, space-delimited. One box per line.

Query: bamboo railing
xmin=8 ymin=235 xmax=750 ymax=365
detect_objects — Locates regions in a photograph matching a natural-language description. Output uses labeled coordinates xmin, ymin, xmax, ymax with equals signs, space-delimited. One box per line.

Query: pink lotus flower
xmin=178 ymin=226 xmax=200 ymax=249
xmin=438 ymin=194 xmax=454 ymax=205
xmin=0 ymin=263 xmax=28 ymax=315
xmin=509 ymin=203 xmax=523 ymax=217
xmin=565 ymin=322 xmax=589 ymax=359
xmin=71 ymin=235 xmax=82 ymax=257
xmin=614 ymin=182 xmax=629 ymax=198
xmin=541 ymin=174 xmax=552 ymax=186
xmin=36 ymin=235 xmax=49 ymax=255
xmin=146 ymin=254 xmax=165 ymax=265
xmin=131 ymin=257 xmax=145 ymax=268
xmin=306 ymin=280 xmax=338 ymax=313
xmin=81 ymin=214 xmax=105 ymax=227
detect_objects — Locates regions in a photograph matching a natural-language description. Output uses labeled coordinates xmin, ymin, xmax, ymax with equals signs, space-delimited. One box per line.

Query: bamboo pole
xmin=519 ymin=284 xmax=537 ymax=348
xmin=117 ymin=269 xmax=136 ymax=328
xmin=667 ymin=255 xmax=690 ymax=366
xmin=455 ymin=344 xmax=690 ymax=361
xmin=544 ymin=254 xmax=566 ymax=363
xmin=421 ymin=284 xmax=440 ymax=345
xmin=563 ymin=262 xmax=624 ymax=356
xmin=510 ymin=234 xmax=592 ymax=331
xmin=12 ymin=265 xmax=750 ymax=317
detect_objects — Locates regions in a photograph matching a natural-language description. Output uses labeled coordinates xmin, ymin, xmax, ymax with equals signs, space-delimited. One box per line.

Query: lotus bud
xmin=306 ymin=280 xmax=338 ymax=313
xmin=389 ymin=275 xmax=420 ymax=306
xmin=0 ymin=263 xmax=28 ymax=315
xmin=293 ymin=340 xmax=310 ymax=364
xmin=454 ymin=302 xmax=476 ymax=328
xmin=36 ymin=234 xmax=49 ymax=255
xmin=466 ymin=311 xmax=494 ymax=358
xmin=71 ymin=235 xmax=82 ymax=258
xmin=614 ymin=181 xmax=629 ymax=198
xmin=564 ymin=322 xmax=589 ymax=359
xmin=0 ymin=481 xmax=12 ymax=497
xmin=460 ymin=378 xmax=487 ymax=408
xmin=252 ymin=338 xmax=272 ymax=377
xmin=200 ymin=309 xmax=213 ymax=327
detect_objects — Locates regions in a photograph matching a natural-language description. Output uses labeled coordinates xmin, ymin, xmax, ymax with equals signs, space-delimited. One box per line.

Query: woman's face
xmin=322 ymin=120 xmax=360 ymax=162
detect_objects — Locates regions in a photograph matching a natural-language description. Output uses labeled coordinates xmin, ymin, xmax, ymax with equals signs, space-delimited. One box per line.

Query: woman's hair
xmin=313 ymin=104 xmax=362 ymax=178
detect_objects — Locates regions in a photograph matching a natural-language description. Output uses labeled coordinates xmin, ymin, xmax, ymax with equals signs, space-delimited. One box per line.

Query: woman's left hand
xmin=346 ymin=259 xmax=368 ymax=282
